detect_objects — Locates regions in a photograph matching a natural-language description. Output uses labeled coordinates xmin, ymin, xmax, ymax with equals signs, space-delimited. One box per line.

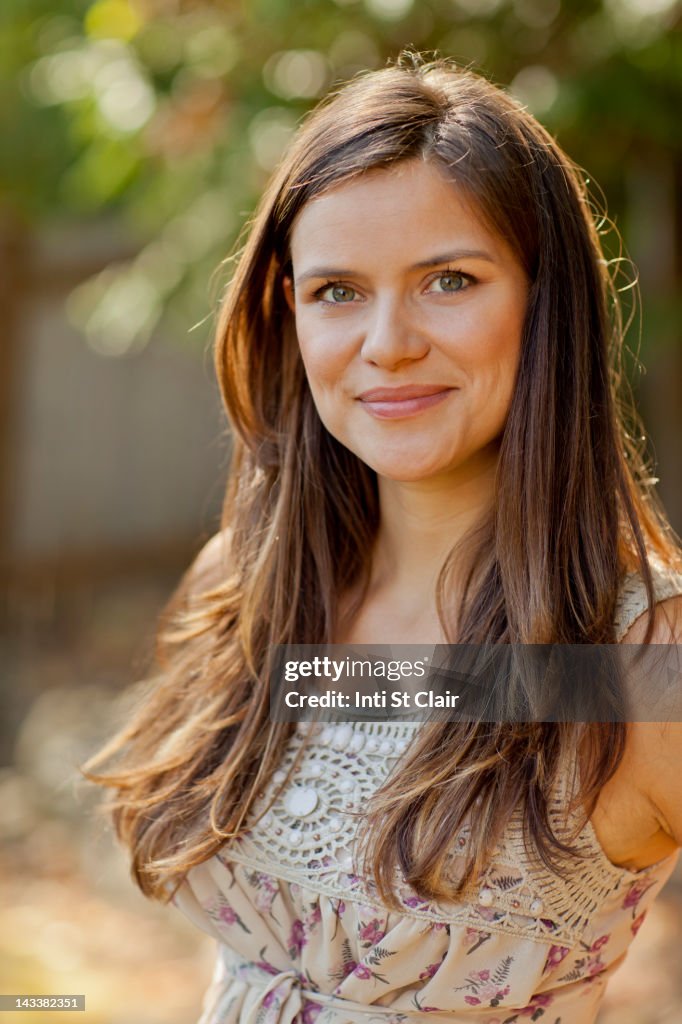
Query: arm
xmin=620 ymin=594 xmax=682 ymax=849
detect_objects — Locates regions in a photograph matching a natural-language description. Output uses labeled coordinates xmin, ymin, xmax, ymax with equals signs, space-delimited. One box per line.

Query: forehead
xmin=288 ymin=158 xmax=510 ymax=266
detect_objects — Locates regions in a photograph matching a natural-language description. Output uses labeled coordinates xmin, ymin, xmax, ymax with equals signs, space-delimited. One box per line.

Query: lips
xmin=358 ymin=385 xmax=451 ymax=402
xmin=357 ymin=384 xmax=455 ymax=419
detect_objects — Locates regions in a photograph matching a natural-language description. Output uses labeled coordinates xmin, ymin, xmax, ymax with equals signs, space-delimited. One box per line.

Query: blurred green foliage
xmin=1 ymin=0 xmax=680 ymax=355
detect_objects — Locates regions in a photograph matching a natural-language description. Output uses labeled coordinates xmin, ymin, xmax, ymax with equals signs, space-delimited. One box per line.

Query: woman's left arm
xmin=621 ymin=594 xmax=682 ymax=849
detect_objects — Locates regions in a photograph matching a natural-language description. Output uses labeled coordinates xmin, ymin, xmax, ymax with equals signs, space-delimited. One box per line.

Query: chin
xmin=379 ymin=469 xmax=450 ymax=484
xmin=356 ymin=453 xmax=452 ymax=483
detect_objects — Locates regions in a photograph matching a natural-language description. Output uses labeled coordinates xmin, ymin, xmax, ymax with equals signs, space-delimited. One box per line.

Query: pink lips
xmin=357 ymin=384 xmax=454 ymax=419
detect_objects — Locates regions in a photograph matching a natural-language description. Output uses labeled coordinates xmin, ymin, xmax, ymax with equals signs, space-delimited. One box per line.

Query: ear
xmin=282 ymin=274 xmax=296 ymax=314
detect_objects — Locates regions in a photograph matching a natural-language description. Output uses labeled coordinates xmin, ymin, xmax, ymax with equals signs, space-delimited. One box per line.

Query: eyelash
xmin=311 ymin=268 xmax=475 ymax=305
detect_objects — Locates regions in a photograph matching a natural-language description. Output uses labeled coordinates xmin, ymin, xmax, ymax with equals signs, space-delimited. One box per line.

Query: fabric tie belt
xmin=241 ymin=965 xmax=418 ymax=1023
xmin=222 ymin=950 xmax=454 ymax=1023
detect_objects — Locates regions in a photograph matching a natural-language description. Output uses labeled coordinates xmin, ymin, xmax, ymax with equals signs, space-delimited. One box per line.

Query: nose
xmin=359 ymin=294 xmax=430 ymax=369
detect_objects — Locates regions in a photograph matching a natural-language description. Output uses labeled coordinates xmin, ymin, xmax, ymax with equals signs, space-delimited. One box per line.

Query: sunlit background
xmin=1 ymin=1 xmax=680 ymax=1021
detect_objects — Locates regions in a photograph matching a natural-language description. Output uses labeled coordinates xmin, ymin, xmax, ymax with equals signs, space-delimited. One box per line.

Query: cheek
xmin=481 ymin=343 xmax=522 ymax=419
xmin=452 ymin=302 xmax=524 ymax=425
xmin=474 ymin=288 xmax=524 ymax=362
xmin=456 ymin=311 xmax=522 ymax=380
xmin=296 ymin=320 xmax=351 ymax=393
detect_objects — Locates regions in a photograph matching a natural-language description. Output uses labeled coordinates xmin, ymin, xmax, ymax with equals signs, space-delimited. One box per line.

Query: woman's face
xmin=284 ymin=158 xmax=529 ymax=484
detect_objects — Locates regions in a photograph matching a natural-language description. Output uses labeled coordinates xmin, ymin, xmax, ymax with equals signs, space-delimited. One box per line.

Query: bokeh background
xmin=1 ymin=1 xmax=680 ymax=1022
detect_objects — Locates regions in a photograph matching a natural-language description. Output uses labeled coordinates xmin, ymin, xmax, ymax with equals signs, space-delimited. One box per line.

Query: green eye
xmin=323 ymin=284 xmax=356 ymax=303
xmin=436 ymin=273 xmax=466 ymax=292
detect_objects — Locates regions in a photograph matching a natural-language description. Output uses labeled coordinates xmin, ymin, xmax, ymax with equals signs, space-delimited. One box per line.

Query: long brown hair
xmin=83 ymin=54 xmax=681 ymax=908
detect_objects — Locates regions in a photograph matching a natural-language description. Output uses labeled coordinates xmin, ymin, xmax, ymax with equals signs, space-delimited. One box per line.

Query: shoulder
xmin=156 ymin=530 xmax=233 ymax=647
xmin=619 ymin=578 xmax=682 ymax=850
xmin=615 ymin=561 xmax=682 ymax=642
xmin=183 ymin=529 xmax=233 ymax=595
xmin=619 ymin=593 xmax=682 ymax=645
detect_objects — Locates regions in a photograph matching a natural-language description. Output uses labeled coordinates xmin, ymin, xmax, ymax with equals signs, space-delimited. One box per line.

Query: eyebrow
xmin=294 ymin=249 xmax=497 ymax=286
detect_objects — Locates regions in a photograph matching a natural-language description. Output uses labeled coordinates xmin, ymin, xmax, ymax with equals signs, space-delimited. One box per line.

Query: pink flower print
xmin=217 ymin=900 xmax=250 ymax=933
xmin=255 ymin=871 xmax=278 ymax=893
xmin=465 ymin=926 xmax=491 ymax=954
xmin=476 ymin=981 xmax=510 ymax=1005
xmin=631 ymin=911 xmax=647 ymax=937
xmin=254 ymin=892 xmax=271 ymax=912
xmin=622 ymin=879 xmax=653 ymax=912
xmin=262 ymin=989 xmax=279 ymax=1009
xmin=475 ymin=904 xmax=501 ymax=923
xmin=331 ymin=959 xmax=357 ymax=993
xmin=518 ymin=993 xmax=554 ymax=1017
xmin=455 ymin=956 xmax=513 ymax=1008
xmin=419 ymin=961 xmax=442 ymax=981
xmin=403 ymin=894 xmax=429 ymax=909
xmin=544 ymin=944 xmax=570 ymax=973
xmin=353 ymin=963 xmax=373 ymax=980
xmin=301 ymin=1002 xmax=322 ymax=1023
xmin=590 ymin=934 xmax=610 ymax=952
xmin=586 ymin=955 xmax=606 ymax=977
xmin=306 ymin=904 xmax=322 ymax=930
xmin=288 ymin=918 xmax=307 ymax=956
xmin=358 ymin=918 xmax=386 ymax=946
xmin=254 ymin=882 xmax=278 ymax=915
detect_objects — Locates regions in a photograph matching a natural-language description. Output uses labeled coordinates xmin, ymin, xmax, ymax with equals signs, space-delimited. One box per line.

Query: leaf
xmin=558 ymin=967 xmax=584 ymax=983
xmin=492 ymin=955 xmax=514 ymax=985
xmin=367 ymin=946 xmax=396 ymax=965
xmin=490 ymin=875 xmax=524 ymax=891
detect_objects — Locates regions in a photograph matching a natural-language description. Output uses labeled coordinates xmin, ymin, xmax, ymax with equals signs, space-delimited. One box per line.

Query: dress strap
xmin=614 ymin=562 xmax=682 ymax=641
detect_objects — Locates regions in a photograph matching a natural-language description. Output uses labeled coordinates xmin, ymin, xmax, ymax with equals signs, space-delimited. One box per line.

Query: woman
xmin=85 ymin=55 xmax=682 ymax=1023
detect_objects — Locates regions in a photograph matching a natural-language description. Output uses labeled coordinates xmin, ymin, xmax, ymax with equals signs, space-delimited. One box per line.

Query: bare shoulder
xmin=184 ymin=528 xmax=233 ymax=593
xmin=620 ymin=593 xmax=682 ymax=849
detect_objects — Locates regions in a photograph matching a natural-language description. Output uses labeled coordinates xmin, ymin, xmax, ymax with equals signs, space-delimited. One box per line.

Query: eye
xmin=315 ymin=283 xmax=358 ymax=304
xmin=427 ymin=270 xmax=472 ymax=294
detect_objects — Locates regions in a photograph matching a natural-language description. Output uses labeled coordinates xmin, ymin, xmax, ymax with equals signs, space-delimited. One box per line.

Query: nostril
xmin=359 ymin=318 xmax=430 ymax=368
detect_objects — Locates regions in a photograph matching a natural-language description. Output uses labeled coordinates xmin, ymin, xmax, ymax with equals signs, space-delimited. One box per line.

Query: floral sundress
xmin=171 ymin=568 xmax=682 ymax=1024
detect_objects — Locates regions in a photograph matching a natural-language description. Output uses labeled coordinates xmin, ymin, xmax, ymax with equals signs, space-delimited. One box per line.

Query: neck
xmin=372 ymin=449 xmax=498 ymax=597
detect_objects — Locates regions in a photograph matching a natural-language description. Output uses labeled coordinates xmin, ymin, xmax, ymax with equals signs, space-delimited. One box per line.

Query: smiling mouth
xmin=357 ymin=385 xmax=455 ymax=419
